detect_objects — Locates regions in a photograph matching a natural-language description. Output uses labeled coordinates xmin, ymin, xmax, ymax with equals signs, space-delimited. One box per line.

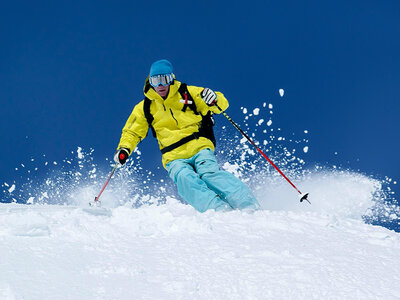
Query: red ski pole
xmin=215 ymin=103 xmax=310 ymax=204
xmin=91 ymin=164 xmax=118 ymax=205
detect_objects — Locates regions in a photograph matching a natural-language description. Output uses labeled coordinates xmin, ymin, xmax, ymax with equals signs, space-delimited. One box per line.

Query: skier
xmin=114 ymin=59 xmax=260 ymax=212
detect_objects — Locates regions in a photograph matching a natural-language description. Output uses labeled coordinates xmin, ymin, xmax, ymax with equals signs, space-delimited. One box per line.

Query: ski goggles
xmin=149 ymin=73 xmax=174 ymax=87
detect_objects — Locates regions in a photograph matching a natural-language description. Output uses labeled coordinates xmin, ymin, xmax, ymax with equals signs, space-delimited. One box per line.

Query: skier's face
xmin=154 ymin=84 xmax=170 ymax=98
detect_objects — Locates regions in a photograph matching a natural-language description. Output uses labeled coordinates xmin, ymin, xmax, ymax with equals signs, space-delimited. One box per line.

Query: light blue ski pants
xmin=166 ymin=148 xmax=260 ymax=212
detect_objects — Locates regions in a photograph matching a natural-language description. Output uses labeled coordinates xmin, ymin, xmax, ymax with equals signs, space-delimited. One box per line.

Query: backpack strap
xmin=143 ymin=97 xmax=156 ymax=138
xmin=179 ymin=83 xmax=199 ymax=115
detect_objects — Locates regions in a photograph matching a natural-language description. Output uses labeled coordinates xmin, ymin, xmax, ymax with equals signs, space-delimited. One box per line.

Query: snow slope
xmin=1 ymin=198 xmax=400 ymax=300
xmin=2 ymin=104 xmax=399 ymax=299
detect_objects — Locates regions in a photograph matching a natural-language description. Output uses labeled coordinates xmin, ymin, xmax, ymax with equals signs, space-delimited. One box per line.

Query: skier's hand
xmin=114 ymin=148 xmax=130 ymax=166
xmin=201 ymin=88 xmax=217 ymax=106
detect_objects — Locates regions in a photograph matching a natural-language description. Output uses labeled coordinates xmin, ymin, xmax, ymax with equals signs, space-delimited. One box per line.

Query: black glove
xmin=201 ymin=88 xmax=217 ymax=106
xmin=114 ymin=148 xmax=130 ymax=166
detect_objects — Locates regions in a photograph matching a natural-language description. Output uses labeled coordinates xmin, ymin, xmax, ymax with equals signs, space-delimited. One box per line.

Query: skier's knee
xmin=196 ymin=160 xmax=219 ymax=177
xmin=167 ymin=162 xmax=192 ymax=182
xmin=173 ymin=167 xmax=194 ymax=182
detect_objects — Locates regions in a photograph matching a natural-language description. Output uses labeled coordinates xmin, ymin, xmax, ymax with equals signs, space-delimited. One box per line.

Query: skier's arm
xmin=188 ymin=86 xmax=229 ymax=115
xmin=117 ymin=100 xmax=149 ymax=154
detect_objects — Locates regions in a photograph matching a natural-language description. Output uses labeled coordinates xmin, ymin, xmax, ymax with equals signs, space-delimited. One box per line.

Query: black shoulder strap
xmin=143 ymin=97 xmax=156 ymax=137
xmin=179 ymin=83 xmax=199 ymax=115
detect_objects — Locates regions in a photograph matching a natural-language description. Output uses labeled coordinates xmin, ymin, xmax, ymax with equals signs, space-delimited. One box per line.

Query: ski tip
xmin=300 ymin=192 xmax=311 ymax=204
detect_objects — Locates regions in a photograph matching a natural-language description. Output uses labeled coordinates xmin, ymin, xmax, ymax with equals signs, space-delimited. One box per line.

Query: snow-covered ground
xmin=1 ymin=193 xmax=400 ymax=299
xmin=2 ymin=104 xmax=399 ymax=299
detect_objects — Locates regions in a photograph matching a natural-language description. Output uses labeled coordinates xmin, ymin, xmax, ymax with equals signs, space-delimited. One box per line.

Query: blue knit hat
xmin=149 ymin=59 xmax=173 ymax=76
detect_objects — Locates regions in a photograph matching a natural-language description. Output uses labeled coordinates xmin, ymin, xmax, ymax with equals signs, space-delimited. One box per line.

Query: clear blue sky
xmin=1 ymin=1 xmax=399 ymax=198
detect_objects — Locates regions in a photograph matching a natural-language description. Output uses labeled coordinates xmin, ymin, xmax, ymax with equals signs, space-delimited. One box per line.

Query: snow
xmin=253 ymin=108 xmax=260 ymax=115
xmin=1 ymin=148 xmax=399 ymax=299
xmin=279 ymin=89 xmax=284 ymax=97
xmin=77 ymin=146 xmax=84 ymax=159
xmin=0 ymin=197 xmax=399 ymax=299
xmin=8 ymin=184 xmax=15 ymax=193
xmin=1 ymin=104 xmax=399 ymax=299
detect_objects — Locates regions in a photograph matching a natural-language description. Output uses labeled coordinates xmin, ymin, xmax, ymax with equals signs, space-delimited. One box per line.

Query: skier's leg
xmin=194 ymin=149 xmax=260 ymax=210
xmin=166 ymin=157 xmax=231 ymax=212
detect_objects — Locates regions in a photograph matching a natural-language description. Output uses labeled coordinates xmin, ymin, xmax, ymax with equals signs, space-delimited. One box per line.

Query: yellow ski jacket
xmin=117 ymin=79 xmax=229 ymax=168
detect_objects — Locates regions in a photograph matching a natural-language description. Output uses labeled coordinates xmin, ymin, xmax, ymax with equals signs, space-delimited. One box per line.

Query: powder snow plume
xmin=1 ymin=103 xmax=398 ymax=232
xmin=1 ymin=102 xmax=400 ymax=299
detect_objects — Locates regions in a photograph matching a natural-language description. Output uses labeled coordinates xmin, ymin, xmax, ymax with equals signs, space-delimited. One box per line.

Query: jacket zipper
xmin=169 ymin=109 xmax=178 ymax=125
